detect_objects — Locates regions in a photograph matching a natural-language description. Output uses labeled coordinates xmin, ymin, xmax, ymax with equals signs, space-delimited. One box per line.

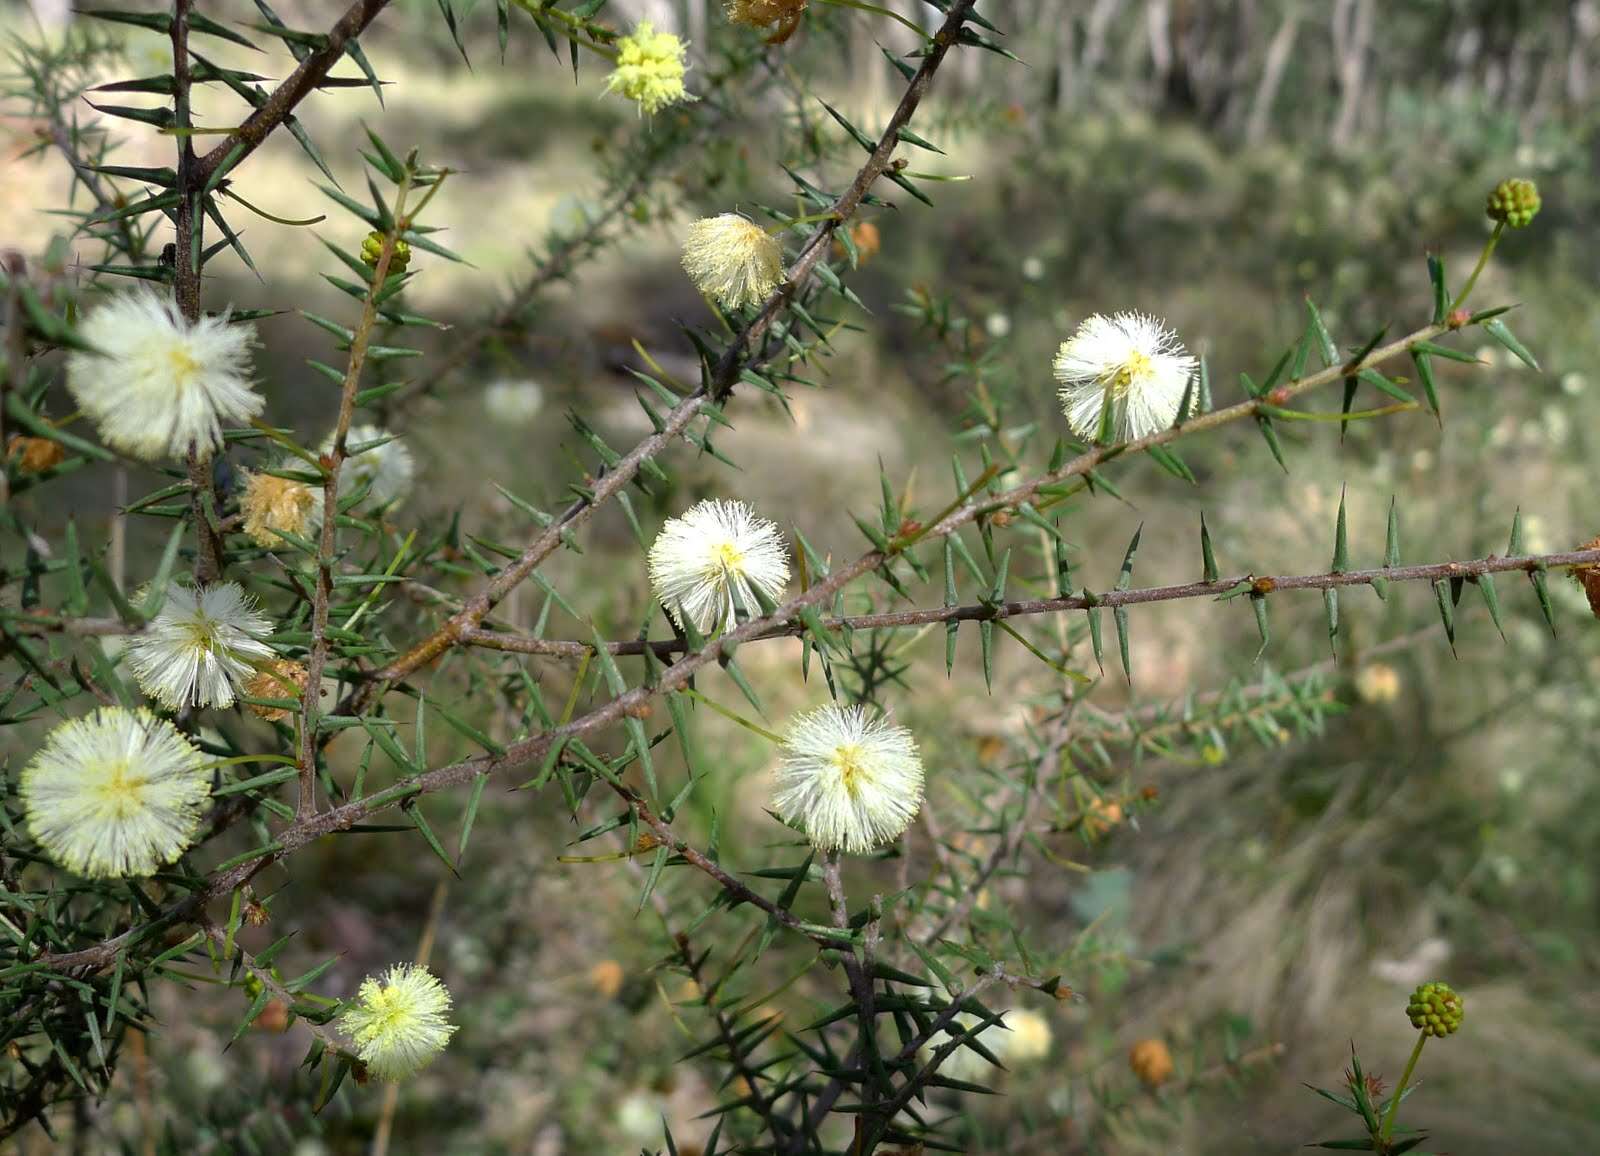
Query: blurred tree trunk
xmin=1330 ymin=0 xmax=1373 ymax=148
xmin=1568 ymin=0 xmax=1597 ymax=105
xmin=1246 ymin=2 xmax=1300 ymax=143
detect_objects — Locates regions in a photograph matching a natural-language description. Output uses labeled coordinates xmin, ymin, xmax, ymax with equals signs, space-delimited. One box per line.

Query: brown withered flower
xmin=7 ymin=435 xmax=66 ymax=475
xmin=1571 ymin=535 xmax=1600 ymax=619
xmin=727 ymin=0 xmax=807 ymax=44
xmin=1128 ymin=1038 xmax=1175 ymax=1087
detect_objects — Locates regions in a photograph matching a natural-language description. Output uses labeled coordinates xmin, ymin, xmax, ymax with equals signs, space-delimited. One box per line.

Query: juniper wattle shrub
xmin=0 ymin=1 xmax=1591 ymax=1151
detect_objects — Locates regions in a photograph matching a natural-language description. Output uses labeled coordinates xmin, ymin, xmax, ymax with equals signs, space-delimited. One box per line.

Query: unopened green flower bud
xmin=360 ymin=231 xmax=411 ymax=277
xmin=1405 ymin=980 xmax=1464 ymax=1037
xmin=1486 ymin=179 xmax=1540 ymax=229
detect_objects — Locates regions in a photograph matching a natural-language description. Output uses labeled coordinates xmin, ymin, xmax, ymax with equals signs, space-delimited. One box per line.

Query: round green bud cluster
xmin=360 ymin=231 xmax=412 ymax=277
xmin=1486 ymin=179 xmax=1540 ymax=228
xmin=1406 ymin=981 xmax=1464 ymax=1037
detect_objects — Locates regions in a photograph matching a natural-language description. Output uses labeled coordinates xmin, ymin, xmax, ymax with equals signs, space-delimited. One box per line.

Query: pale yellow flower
xmin=339 ymin=963 xmax=456 ymax=1081
xmin=65 ymin=289 xmax=262 ymax=461
xmin=21 ymin=707 xmax=210 ymax=878
xmin=681 ymin=214 xmax=784 ymax=311
xmin=604 ymin=22 xmax=694 ymax=115
xmin=771 ymin=704 xmax=924 ymax=854
xmin=1054 ymin=312 xmax=1197 ymax=442
xmin=647 ymin=499 xmax=790 ymax=633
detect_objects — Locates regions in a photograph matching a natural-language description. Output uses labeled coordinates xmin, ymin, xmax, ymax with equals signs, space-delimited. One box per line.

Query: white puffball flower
xmin=126 ymin=582 xmax=274 ymax=710
xmin=65 ymin=289 xmax=262 ymax=461
xmin=771 ymin=704 xmax=924 ymax=855
xmin=647 ymin=499 xmax=790 ymax=634
xmin=1053 ymin=311 xmax=1197 ymax=443
xmin=1002 ymin=1007 xmax=1054 ymax=1064
xmin=21 ymin=707 xmax=211 ymax=878
xmin=325 ymin=424 xmax=415 ymax=509
xmin=482 ymin=380 xmax=546 ymax=426
xmin=338 ymin=963 xmax=457 ymax=1082
xmin=681 ymin=214 xmax=784 ymax=311
xmin=1021 ymin=255 xmax=1046 ymax=282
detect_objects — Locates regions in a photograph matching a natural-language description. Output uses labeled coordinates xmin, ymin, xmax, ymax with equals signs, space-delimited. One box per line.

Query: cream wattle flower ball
xmin=647 ymin=499 xmax=790 ymax=634
xmin=65 ymin=288 xmax=263 ymax=461
xmin=125 ymin=582 xmax=275 ymax=710
xmin=21 ymin=707 xmax=211 ymax=879
xmin=681 ymin=214 xmax=784 ymax=311
xmin=1053 ymin=311 xmax=1197 ymax=443
xmin=771 ymin=704 xmax=925 ymax=855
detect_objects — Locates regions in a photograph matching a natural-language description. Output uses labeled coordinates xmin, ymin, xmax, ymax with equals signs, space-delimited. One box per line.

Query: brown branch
xmin=458 ymin=550 xmax=1600 ymax=658
xmin=37 ymin=530 xmax=1595 ymax=978
xmin=198 ymin=921 xmax=342 ymax=1055
xmin=194 ymin=0 xmax=392 ymax=183
xmin=170 ymin=0 xmax=223 ymax=583
xmin=297 ymin=173 xmax=417 ymax=819
xmin=371 ymin=0 xmax=983 ymax=687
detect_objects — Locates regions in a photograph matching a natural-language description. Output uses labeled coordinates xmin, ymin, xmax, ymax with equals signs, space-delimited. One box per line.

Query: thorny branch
xmin=457 ymin=551 xmax=1600 ymax=658
xmin=372 ymin=0 xmax=984 ymax=686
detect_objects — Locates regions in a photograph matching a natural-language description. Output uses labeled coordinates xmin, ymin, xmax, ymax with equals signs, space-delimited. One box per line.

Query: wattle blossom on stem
xmin=339 ymin=963 xmax=457 ymax=1081
xmin=681 ymin=214 xmax=784 ymax=311
xmin=604 ymin=22 xmax=694 ymax=116
xmin=21 ymin=707 xmax=211 ymax=879
xmin=1053 ymin=311 xmax=1196 ymax=443
xmin=771 ymin=704 xmax=925 ymax=854
xmin=126 ymin=582 xmax=275 ymax=710
xmin=65 ymin=288 xmax=262 ymax=461
xmin=647 ymin=499 xmax=790 ymax=633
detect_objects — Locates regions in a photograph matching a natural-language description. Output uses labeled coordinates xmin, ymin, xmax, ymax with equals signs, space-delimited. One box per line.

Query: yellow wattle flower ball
xmin=604 ymin=22 xmax=695 ymax=116
xmin=339 ymin=963 xmax=457 ymax=1081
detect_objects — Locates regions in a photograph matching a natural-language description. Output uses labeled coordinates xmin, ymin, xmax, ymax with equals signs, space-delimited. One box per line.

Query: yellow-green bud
xmin=1486 ymin=179 xmax=1540 ymax=229
xmin=1405 ymin=980 xmax=1463 ymax=1037
xmin=359 ymin=231 xmax=411 ymax=277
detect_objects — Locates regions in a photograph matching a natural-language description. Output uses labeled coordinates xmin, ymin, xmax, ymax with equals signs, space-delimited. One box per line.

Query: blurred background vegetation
xmin=4 ymin=0 xmax=1600 ymax=1152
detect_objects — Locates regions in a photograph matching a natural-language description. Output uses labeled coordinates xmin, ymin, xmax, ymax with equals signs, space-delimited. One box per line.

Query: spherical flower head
xmin=65 ymin=288 xmax=263 ymax=461
xmin=647 ymin=498 xmax=790 ymax=634
xmin=605 ymin=22 xmax=695 ymax=116
xmin=240 ymin=463 xmax=318 ymax=548
xmin=126 ymin=582 xmax=275 ymax=710
xmin=1054 ymin=312 xmax=1196 ymax=443
xmin=21 ymin=707 xmax=210 ymax=878
xmin=7 ymin=435 xmax=67 ymax=474
xmin=1486 ymin=178 xmax=1540 ymax=228
xmin=243 ymin=658 xmax=310 ymax=722
xmin=771 ymin=704 xmax=924 ymax=855
xmin=326 ymin=424 xmax=415 ymax=510
xmin=1128 ymin=1037 xmax=1174 ymax=1087
xmin=1405 ymin=980 xmax=1463 ymax=1037
xmin=338 ymin=963 xmax=457 ymax=1081
xmin=1354 ymin=662 xmax=1402 ymax=704
xmin=727 ymin=0 xmax=808 ymax=41
xmin=682 ymin=215 xmax=784 ymax=312
xmin=482 ymin=380 xmax=545 ymax=426
xmin=1001 ymin=1007 xmax=1053 ymax=1065
xmin=360 ymin=230 xmax=411 ymax=277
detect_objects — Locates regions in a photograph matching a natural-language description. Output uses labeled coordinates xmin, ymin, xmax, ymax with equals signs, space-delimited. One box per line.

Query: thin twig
xmin=456 ymin=550 xmax=1599 ymax=658
xmin=296 ymin=171 xmax=416 ymax=820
